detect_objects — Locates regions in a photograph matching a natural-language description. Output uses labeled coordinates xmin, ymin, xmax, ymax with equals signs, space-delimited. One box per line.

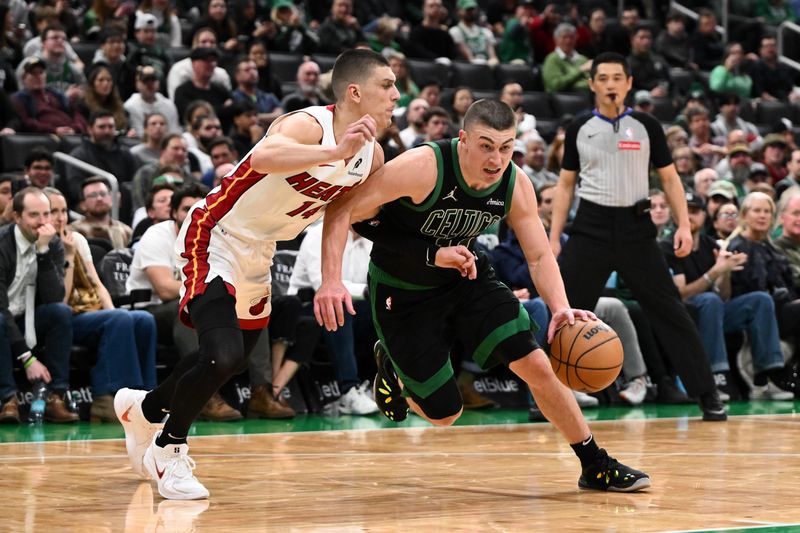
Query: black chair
xmin=521 ymin=91 xmax=554 ymax=118
xmin=280 ymin=81 xmax=299 ymax=96
xmin=1 ymin=134 xmax=59 ymax=172
xmin=669 ymin=68 xmax=694 ymax=97
xmin=495 ymin=63 xmax=539 ymax=91
xmin=270 ymin=52 xmax=304 ymax=84
xmin=59 ymin=134 xmax=83 ymax=154
xmin=650 ymin=97 xmax=677 ymax=122
xmin=471 ymin=89 xmax=498 ymax=101
xmin=165 ymin=47 xmax=191 ymax=64
xmin=756 ymin=100 xmax=792 ymax=127
xmin=450 ymin=62 xmax=495 ymax=91
xmin=535 ymin=119 xmax=560 ymax=143
xmin=738 ymin=98 xmax=757 ymax=123
xmin=551 ymin=92 xmax=592 ymax=117
xmin=408 ymin=58 xmax=450 ymax=88
xmin=311 ymin=54 xmax=337 ymax=73
xmin=72 ymin=42 xmax=98 ymax=67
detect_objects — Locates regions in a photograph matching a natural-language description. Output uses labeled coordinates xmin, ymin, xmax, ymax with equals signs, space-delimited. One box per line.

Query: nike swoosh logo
xmin=121 ymin=405 xmax=133 ymax=422
xmin=155 ymin=458 xmax=165 ymax=479
xmin=588 ymin=133 xmax=599 ymax=138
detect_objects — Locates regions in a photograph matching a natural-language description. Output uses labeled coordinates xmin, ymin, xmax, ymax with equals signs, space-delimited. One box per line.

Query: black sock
xmin=753 ymin=370 xmax=769 ymax=386
xmin=156 ymin=431 xmax=187 ymax=447
xmin=141 ymin=392 xmax=170 ymax=424
xmin=570 ymin=434 xmax=600 ymax=469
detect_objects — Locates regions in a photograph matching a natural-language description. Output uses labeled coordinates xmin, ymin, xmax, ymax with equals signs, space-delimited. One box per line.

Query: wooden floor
xmin=2 ymin=414 xmax=800 ymax=532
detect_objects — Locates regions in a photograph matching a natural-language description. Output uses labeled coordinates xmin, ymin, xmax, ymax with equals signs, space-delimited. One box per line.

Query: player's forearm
xmin=320 ymin=205 xmax=353 ymax=283
xmin=250 ymin=140 xmax=341 ymax=175
xmin=530 ymin=252 xmax=570 ymax=312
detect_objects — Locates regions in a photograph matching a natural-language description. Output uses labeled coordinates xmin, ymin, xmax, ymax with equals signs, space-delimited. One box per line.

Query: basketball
xmin=549 ymin=319 xmax=623 ymax=393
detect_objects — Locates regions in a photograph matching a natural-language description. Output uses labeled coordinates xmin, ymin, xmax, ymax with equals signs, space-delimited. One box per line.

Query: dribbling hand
xmin=336 ymin=115 xmax=377 ymax=161
xmin=314 ymin=280 xmax=356 ymax=332
xmin=547 ymin=307 xmax=597 ymax=343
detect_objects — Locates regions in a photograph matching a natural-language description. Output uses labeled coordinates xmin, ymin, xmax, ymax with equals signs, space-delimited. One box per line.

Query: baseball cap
xmin=21 ymin=56 xmax=46 ymax=74
xmin=685 ymin=191 xmax=706 ymax=210
xmin=152 ymin=174 xmax=184 ymax=186
xmin=707 ymin=180 xmax=737 ymax=200
xmin=749 ymin=162 xmax=769 ymax=179
xmin=272 ymin=0 xmax=294 ymax=9
xmin=763 ymin=133 xmax=788 ymax=148
xmin=190 ymin=47 xmax=220 ymax=61
xmin=771 ymin=118 xmax=793 ymax=134
xmin=728 ymin=144 xmax=750 ymax=157
xmin=229 ymin=99 xmax=257 ymax=117
xmin=634 ymin=90 xmax=652 ymax=105
xmin=513 ymin=139 xmax=526 ymax=155
xmin=457 ymin=0 xmax=479 ymax=10
xmin=135 ymin=12 xmax=158 ymax=31
xmin=136 ymin=65 xmax=158 ymax=81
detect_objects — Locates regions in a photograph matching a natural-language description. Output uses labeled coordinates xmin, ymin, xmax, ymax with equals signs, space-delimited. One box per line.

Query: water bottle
xmin=28 ymin=380 xmax=47 ymax=425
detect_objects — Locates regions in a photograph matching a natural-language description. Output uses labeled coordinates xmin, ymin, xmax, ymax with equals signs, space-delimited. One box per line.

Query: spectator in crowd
xmin=0 ymin=88 xmax=19 ymax=135
xmin=714 ymin=129 xmax=748 ymax=178
xmin=632 ymin=90 xmax=654 ymax=114
xmin=137 ymin=0 xmax=182 ymax=48
xmin=713 ymin=202 xmax=740 ymax=240
xmin=289 ymin=223 xmax=379 ymax=415
xmin=0 ymin=187 xmax=78 ymax=424
xmin=189 ymin=0 xmax=239 ymax=53
xmin=673 ymin=146 xmax=697 ymax=188
xmin=78 ymin=64 xmax=129 ymax=133
xmin=728 ymin=192 xmax=800 ymax=369
xmin=131 ymin=113 xmax=168 ymax=167
xmin=202 ymin=137 xmax=238 ymax=188
xmin=687 ymin=106 xmax=726 ymax=170
xmin=499 ymin=82 xmax=536 ymax=137
xmin=413 ymin=106 xmax=450 ymax=146
xmin=665 ymin=125 xmax=689 ymax=153
xmin=719 ymin=144 xmax=754 ymax=193
xmin=628 ymin=25 xmax=670 ymax=98
xmin=44 ymin=187 xmax=159 ymax=421
xmin=231 ymin=57 xmax=283 ymax=128
xmin=448 ymin=86 xmax=474 ymax=133
xmin=127 ymin=12 xmax=170 ymax=88
xmin=83 ymin=0 xmax=131 ymax=38
xmin=183 ymin=113 xmax=220 ymax=174
xmin=542 ymin=23 xmax=591 ymax=93
xmin=174 ymin=47 xmax=231 ymax=122
xmin=127 ymin=183 xmax=258 ymax=421
xmin=317 ymin=0 xmax=366 ymax=55
xmin=246 ymin=40 xmax=283 ymax=100
xmin=131 ymin=181 xmax=175 ymax=244
xmin=71 ymin=177 xmax=132 ymax=249
xmin=650 ymin=189 xmax=673 ymax=239
xmin=125 ymin=66 xmax=180 ymax=137
xmin=398 ymin=97 xmax=428 ymax=149
xmin=770 ymin=119 xmax=799 ymax=153
xmin=690 ymin=9 xmax=724 ymax=71
xmin=12 ymin=56 xmax=87 ymax=136
xmin=522 ymin=134 xmax=558 ymax=190
xmin=755 ymin=0 xmax=797 ymax=25
xmin=750 ymin=35 xmax=800 ymax=103
xmin=265 ymin=0 xmax=317 ymax=55
xmin=65 ymin=111 xmax=137 ymax=211
xmin=498 ymin=0 xmax=535 ymax=63
xmin=776 ymin=188 xmax=800 ymax=286
xmin=527 ymin=2 xmax=563 ymax=61
xmin=449 ymin=0 xmax=498 ymax=65
xmin=710 ymin=94 xmax=761 ymax=149
xmin=709 ymin=42 xmax=753 ymax=99
xmin=91 ymin=27 xmax=135 ymax=100
xmin=545 ymin=133 xmax=565 ymax=174
xmin=23 ymin=5 xmax=82 ymax=69
xmin=167 ymin=28 xmax=232 ymax=100
xmin=20 ymin=24 xmax=86 ymax=98
xmin=694 ymin=168 xmax=719 ymax=200
xmin=704 ymin=180 xmax=739 ymax=236
xmin=662 ymin=191 xmax=794 ymax=400
xmin=24 ymin=149 xmax=55 ymax=189
xmin=226 ymin=100 xmax=263 ymax=157
xmin=405 ymin=0 xmax=456 ymax=60
xmin=133 ymin=133 xmax=197 ymax=209
xmin=0 ymin=176 xmax=12 ymax=226
xmin=776 ymin=150 xmax=800 ymax=200
xmin=763 ymin=133 xmax=790 ymax=185
xmin=576 ymin=7 xmax=612 ymax=60
xmin=418 ymin=79 xmax=442 ymax=108
xmin=387 ymin=51 xmax=418 ymax=108
xmin=655 ymin=10 xmax=693 ymax=69
xmin=281 ymin=61 xmax=329 ymax=113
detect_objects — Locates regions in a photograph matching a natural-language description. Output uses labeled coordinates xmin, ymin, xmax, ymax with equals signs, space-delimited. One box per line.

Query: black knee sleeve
xmin=407 ymin=377 xmax=462 ymax=420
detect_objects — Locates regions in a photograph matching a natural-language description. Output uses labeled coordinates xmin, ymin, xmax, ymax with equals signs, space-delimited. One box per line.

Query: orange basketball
xmin=549 ymin=319 xmax=623 ymax=393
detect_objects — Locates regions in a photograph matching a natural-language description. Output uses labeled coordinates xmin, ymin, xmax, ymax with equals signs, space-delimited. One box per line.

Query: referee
xmin=549 ymin=52 xmax=727 ymax=421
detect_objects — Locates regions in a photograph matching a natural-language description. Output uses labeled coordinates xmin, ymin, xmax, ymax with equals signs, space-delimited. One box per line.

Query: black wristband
xmin=425 ymin=245 xmax=438 ymax=268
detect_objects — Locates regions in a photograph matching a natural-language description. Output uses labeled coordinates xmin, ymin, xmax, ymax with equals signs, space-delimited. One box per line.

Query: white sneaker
xmin=619 ymin=377 xmax=647 ymax=405
xmin=750 ymin=382 xmax=795 ymax=401
xmin=115 ymin=388 xmax=165 ymax=478
xmin=337 ymin=383 xmax=379 ymax=415
xmin=143 ymin=431 xmax=209 ymax=500
xmin=716 ymin=388 xmax=731 ymax=402
xmin=573 ymin=390 xmax=599 ymax=408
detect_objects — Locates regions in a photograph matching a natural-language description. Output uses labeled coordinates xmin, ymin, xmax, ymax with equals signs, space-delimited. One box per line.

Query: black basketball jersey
xmin=368 ymin=138 xmax=517 ymax=286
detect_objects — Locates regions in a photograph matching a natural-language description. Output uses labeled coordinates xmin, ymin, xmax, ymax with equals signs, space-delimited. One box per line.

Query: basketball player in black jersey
xmin=315 ymin=99 xmax=651 ymax=492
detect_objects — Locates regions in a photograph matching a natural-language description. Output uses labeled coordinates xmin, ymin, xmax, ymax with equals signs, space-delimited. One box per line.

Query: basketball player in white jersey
xmin=113 ymin=49 xmax=401 ymax=500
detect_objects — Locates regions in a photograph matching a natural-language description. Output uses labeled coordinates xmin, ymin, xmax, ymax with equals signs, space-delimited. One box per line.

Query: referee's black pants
xmin=559 ymin=200 xmax=715 ymax=397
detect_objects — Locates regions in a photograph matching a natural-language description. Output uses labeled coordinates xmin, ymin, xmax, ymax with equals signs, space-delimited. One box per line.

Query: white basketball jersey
xmin=197 ymin=105 xmax=374 ymax=242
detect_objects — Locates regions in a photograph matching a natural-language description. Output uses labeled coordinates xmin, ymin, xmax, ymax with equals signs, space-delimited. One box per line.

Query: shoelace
xmin=590 ymin=450 xmax=631 ymax=485
xmin=168 ymin=453 xmax=198 ymax=481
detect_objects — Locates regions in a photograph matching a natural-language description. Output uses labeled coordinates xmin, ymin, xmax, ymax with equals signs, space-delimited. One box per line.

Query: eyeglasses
xmin=719 ymin=212 xmax=738 ymax=219
xmin=85 ymin=191 xmax=109 ymax=200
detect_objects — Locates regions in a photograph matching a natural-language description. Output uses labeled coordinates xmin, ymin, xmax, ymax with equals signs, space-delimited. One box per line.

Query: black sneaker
xmin=699 ymin=390 xmax=727 ymax=421
xmin=372 ymin=341 xmax=408 ymax=422
xmin=578 ymin=448 xmax=651 ymax=492
xmin=656 ymin=376 xmax=692 ymax=404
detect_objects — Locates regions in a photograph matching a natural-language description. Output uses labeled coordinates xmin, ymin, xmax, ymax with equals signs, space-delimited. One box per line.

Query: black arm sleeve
xmin=634 ymin=111 xmax=672 ymax=169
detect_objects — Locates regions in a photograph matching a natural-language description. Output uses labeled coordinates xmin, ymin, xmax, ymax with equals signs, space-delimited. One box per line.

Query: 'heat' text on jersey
xmin=284 ymin=172 xmax=361 ymax=218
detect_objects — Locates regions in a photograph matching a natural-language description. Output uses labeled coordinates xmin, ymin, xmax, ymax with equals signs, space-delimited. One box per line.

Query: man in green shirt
xmin=542 ymin=23 xmax=590 ymax=93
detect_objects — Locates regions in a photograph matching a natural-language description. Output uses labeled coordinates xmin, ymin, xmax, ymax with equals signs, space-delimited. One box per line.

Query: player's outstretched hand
xmin=336 ymin=114 xmax=377 ymax=161
xmin=314 ymin=280 xmax=356 ymax=332
xmin=435 ymin=246 xmax=477 ymax=279
xmin=547 ymin=307 xmax=597 ymax=343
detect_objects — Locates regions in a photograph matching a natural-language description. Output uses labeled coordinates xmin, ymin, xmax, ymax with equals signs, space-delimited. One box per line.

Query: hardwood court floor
xmin=1 ymin=402 xmax=799 ymax=532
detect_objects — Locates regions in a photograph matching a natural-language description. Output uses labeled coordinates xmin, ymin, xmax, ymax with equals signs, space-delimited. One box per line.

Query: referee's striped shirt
xmin=562 ymin=109 xmax=672 ymax=207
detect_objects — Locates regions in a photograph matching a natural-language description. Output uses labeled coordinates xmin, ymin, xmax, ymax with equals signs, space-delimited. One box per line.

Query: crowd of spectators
xmin=0 ymin=0 xmax=799 ymax=424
